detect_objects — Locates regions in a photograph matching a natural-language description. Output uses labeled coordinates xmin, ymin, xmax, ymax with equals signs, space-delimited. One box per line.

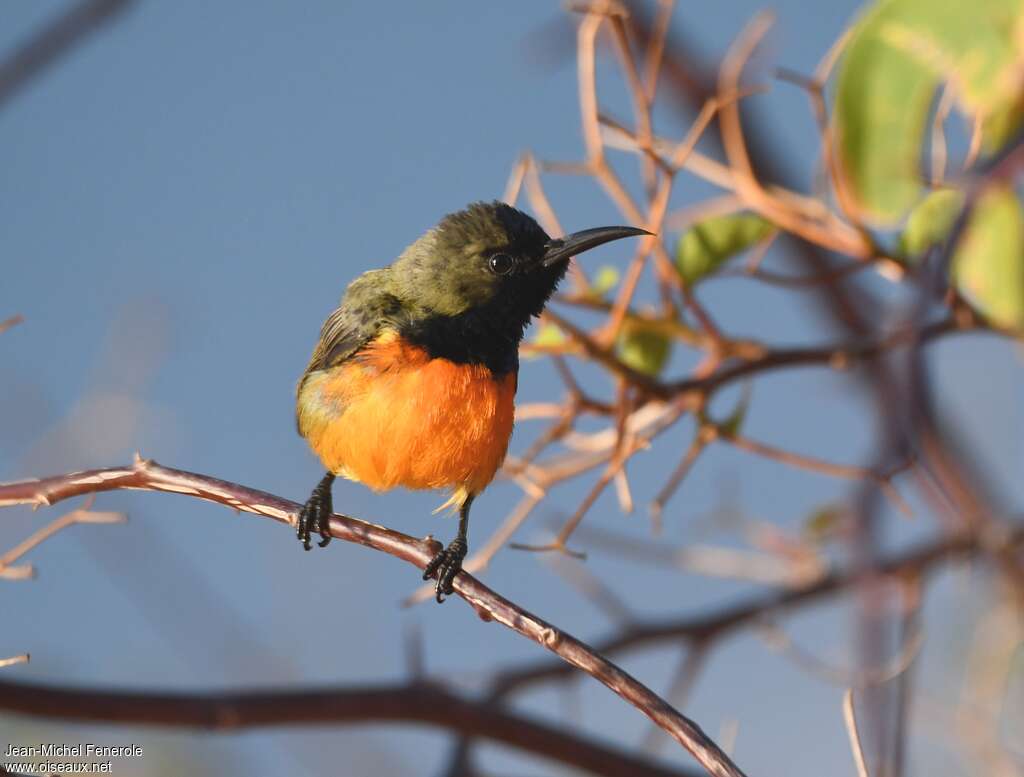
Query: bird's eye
xmin=488 ymin=253 xmax=515 ymax=276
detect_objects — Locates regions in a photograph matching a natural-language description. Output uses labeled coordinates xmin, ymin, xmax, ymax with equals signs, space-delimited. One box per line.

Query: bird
xmin=294 ymin=201 xmax=648 ymax=601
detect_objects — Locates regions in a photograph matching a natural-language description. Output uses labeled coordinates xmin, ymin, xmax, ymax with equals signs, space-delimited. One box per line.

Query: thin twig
xmin=651 ymin=432 xmax=708 ymax=531
xmin=843 ymin=689 xmax=872 ymax=777
xmin=570 ymin=523 xmax=826 ymax=586
xmin=0 ymin=655 xmax=30 ymax=669
xmin=755 ymin=617 xmax=923 ymax=688
xmin=720 ymin=432 xmax=914 ymax=518
xmin=0 ymin=496 xmax=126 ymax=579
xmin=0 ymin=315 xmax=24 ymax=335
xmin=502 ymin=153 xmax=529 ymax=205
xmin=545 ymin=554 xmax=636 ymax=625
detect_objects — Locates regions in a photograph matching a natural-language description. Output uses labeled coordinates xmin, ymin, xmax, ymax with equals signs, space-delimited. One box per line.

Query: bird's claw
xmin=422 ymin=536 xmax=467 ymax=603
xmin=296 ymin=485 xmax=333 ymax=551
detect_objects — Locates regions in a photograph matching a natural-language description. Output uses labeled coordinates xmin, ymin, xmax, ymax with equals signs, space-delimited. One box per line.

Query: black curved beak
xmin=541 ymin=226 xmax=652 ymax=267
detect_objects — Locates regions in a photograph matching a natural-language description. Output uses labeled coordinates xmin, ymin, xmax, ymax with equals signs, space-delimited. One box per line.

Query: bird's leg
xmin=423 ymin=495 xmax=473 ymax=603
xmin=297 ymin=471 xmax=336 ymax=551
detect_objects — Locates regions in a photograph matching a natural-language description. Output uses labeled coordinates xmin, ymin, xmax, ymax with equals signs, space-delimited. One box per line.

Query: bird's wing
xmin=304 ymin=270 xmax=400 ymax=372
xmin=296 ymin=269 xmax=401 ymax=406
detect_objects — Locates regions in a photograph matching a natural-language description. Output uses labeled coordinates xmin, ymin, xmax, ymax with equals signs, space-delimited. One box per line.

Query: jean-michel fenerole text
xmin=4 ymin=744 xmax=142 ymax=758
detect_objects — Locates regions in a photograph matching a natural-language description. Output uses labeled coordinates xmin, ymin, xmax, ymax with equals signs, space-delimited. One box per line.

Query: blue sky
xmin=2 ymin=2 xmax=1021 ymax=776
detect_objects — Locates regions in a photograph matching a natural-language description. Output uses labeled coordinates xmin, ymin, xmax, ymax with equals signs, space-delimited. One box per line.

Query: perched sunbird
xmin=295 ymin=201 xmax=648 ymax=601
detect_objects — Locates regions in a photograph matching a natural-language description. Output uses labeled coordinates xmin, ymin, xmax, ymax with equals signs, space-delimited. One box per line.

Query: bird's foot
xmin=297 ymin=474 xmax=335 ymax=551
xmin=422 ymin=536 xmax=467 ymax=603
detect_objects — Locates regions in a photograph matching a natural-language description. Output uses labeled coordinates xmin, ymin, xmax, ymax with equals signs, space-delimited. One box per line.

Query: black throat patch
xmin=399 ymin=307 xmax=521 ymax=376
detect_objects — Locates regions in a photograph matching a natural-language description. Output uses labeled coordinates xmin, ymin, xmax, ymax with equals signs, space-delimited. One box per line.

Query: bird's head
xmin=390 ymin=201 xmax=648 ymax=329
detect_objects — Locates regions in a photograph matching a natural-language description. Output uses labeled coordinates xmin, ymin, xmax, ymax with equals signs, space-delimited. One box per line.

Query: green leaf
xmin=718 ymin=384 xmax=752 ymax=437
xmin=953 ymin=185 xmax=1024 ymax=331
xmin=675 ymin=213 xmax=776 ymax=284
xmin=616 ymin=323 xmax=672 ymax=377
xmin=834 ymin=0 xmax=1024 ymax=224
xmin=529 ymin=323 xmax=567 ymax=354
xmin=803 ymin=504 xmax=846 ymax=542
xmin=590 ymin=265 xmax=620 ymax=297
xmin=981 ymin=92 xmax=1024 ymax=155
xmin=899 ymin=188 xmax=965 ymax=257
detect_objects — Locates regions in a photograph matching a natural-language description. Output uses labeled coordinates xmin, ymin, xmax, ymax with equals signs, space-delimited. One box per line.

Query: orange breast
xmin=297 ymin=331 xmax=516 ymax=499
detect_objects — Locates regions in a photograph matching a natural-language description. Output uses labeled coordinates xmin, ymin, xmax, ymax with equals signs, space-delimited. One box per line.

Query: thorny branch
xmin=0 ymin=459 xmax=747 ymax=777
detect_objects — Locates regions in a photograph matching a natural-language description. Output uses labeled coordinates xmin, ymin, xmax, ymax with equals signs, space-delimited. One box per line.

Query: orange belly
xmin=297 ymin=332 xmax=516 ymax=500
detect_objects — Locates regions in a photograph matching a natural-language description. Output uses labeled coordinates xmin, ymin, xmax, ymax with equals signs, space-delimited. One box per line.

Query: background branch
xmin=0 ymin=678 xmax=703 ymax=777
xmin=0 ymin=0 xmax=135 ymax=109
xmin=490 ymin=523 xmax=1024 ymax=696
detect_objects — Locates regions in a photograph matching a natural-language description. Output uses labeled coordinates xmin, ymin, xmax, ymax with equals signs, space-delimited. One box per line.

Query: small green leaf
xmin=803 ymin=504 xmax=846 ymax=541
xmin=590 ymin=265 xmax=620 ymax=297
xmin=953 ymin=185 xmax=1024 ymax=331
xmin=718 ymin=384 xmax=752 ymax=437
xmin=616 ymin=323 xmax=672 ymax=377
xmin=899 ymin=188 xmax=965 ymax=257
xmin=675 ymin=213 xmax=776 ymax=284
xmin=982 ymin=92 xmax=1024 ymax=153
xmin=530 ymin=323 xmax=567 ymax=352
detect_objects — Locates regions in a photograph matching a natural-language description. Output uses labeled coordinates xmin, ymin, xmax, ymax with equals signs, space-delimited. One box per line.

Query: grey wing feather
xmin=310 ymin=305 xmax=372 ymax=371
xmin=298 ymin=269 xmax=398 ymax=387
